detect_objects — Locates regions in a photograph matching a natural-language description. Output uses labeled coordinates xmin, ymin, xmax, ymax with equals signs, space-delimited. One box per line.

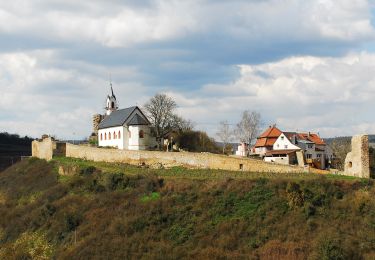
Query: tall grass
xmin=0 ymin=158 xmax=374 ymax=259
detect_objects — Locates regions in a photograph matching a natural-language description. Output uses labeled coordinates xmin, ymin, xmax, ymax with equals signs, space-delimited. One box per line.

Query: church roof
xmin=98 ymin=106 xmax=150 ymax=129
xmin=128 ymin=114 xmax=149 ymax=126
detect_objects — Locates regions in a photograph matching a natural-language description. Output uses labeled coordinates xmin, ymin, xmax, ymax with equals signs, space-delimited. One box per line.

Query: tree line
xmin=143 ymin=93 xmax=261 ymax=154
xmin=0 ymin=132 xmax=33 ymax=146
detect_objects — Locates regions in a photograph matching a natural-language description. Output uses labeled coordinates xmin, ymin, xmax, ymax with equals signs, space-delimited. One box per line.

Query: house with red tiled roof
xmin=250 ymin=125 xmax=334 ymax=169
xmin=253 ymin=125 xmax=283 ymax=156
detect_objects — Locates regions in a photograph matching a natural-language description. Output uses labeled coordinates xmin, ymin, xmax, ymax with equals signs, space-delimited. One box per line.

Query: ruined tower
xmin=344 ymin=135 xmax=370 ymax=178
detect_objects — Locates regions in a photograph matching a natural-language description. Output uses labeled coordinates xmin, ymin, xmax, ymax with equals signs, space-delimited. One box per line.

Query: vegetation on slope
xmin=0 ymin=158 xmax=374 ymax=259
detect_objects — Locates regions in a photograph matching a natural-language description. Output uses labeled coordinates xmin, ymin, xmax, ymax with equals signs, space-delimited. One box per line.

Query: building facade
xmin=95 ymin=85 xmax=156 ymax=150
xmin=252 ymin=125 xmax=334 ymax=169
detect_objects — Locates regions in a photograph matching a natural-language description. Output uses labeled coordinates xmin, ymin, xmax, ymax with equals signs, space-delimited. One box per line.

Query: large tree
xmin=235 ymin=110 xmax=261 ymax=154
xmin=143 ymin=93 xmax=181 ymax=149
xmin=216 ymin=121 xmax=233 ymax=154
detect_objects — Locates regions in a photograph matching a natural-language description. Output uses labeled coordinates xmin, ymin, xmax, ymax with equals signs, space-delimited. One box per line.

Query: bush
xmin=286 ymin=182 xmax=304 ymax=208
xmin=314 ymin=235 xmax=346 ymax=260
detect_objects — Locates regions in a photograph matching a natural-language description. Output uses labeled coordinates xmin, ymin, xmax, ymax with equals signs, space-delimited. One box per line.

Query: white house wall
xmin=273 ymin=134 xmax=300 ymax=150
xmin=264 ymin=156 xmax=290 ymax=165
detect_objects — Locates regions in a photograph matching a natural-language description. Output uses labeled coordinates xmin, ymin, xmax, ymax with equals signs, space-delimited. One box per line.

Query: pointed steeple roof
xmin=109 ymin=82 xmax=116 ymax=100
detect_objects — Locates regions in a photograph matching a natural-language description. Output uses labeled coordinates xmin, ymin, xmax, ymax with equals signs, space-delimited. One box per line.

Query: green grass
xmin=140 ymin=192 xmax=161 ymax=202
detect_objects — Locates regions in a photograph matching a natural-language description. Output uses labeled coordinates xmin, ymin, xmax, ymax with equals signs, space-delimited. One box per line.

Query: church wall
xmin=128 ymin=125 xmax=151 ymax=150
xmin=98 ymin=126 xmax=124 ymax=149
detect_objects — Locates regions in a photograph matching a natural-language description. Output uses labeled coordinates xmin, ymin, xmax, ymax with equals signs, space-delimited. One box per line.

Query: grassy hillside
xmin=0 ymin=158 xmax=374 ymax=259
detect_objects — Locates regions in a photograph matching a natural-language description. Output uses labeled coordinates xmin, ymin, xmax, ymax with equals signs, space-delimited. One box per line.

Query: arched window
xmin=118 ymin=131 xmax=121 ymax=139
xmin=113 ymin=131 xmax=116 ymax=139
xmin=100 ymin=133 xmax=103 ymax=141
xmin=139 ymin=130 xmax=144 ymax=139
xmin=111 ymin=101 xmax=114 ymax=108
xmin=105 ymin=133 xmax=107 ymax=140
xmin=109 ymin=132 xmax=111 ymax=140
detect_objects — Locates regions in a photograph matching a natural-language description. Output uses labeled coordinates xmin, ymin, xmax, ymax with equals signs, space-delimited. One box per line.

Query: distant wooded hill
xmin=0 ymin=132 xmax=33 ymax=171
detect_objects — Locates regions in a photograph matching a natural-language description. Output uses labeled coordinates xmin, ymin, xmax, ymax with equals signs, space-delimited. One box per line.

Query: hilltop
xmin=0 ymin=158 xmax=374 ymax=259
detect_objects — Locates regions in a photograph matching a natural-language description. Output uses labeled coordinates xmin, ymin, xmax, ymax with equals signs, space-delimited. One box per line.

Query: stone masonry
xmin=92 ymin=114 xmax=104 ymax=135
xmin=344 ymin=135 xmax=370 ymax=178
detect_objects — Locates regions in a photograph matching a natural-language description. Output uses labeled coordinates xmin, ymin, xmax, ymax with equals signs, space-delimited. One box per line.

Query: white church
xmin=95 ymin=85 xmax=156 ymax=150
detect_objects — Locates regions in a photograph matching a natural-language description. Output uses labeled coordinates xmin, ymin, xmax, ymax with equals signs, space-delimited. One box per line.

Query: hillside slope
xmin=0 ymin=158 xmax=374 ymax=259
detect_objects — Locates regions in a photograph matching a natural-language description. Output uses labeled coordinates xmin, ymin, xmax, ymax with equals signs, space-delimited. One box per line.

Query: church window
xmin=109 ymin=132 xmax=111 ymax=140
xmin=139 ymin=130 xmax=144 ymax=138
xmin=118 ymin=131 xmax=121 ymax=139
xmin=111 ymin=101 xmax=114 ymax=108
xmin=113 ymin=131 xmax=116 ymax=139
xmin=105 ymin=133 xmax=107 ymax=140
xmin=100 ymin=133 xmax=103 ymax=141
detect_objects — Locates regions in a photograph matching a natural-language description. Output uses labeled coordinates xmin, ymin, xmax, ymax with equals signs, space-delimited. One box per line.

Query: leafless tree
xmin=235 ymin=110 xmax=261 ymax=154
xmin=216 ymin=120 xmax=233 ymax=154
xmin=143 ymin=93 xmax=180 ymax=149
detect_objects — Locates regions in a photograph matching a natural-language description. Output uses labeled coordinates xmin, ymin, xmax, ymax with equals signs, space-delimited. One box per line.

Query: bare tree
xmin=235 ymin=110 xmax=261 ymax=154
xmin=143 ymin=93 xmax=179 ymax=149
xmin=216 ymin=121 xmax=233 ymax=154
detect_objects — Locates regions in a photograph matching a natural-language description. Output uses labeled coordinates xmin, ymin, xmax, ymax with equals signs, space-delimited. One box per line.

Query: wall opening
xmin=348 ymin=161 xmax=353 ymax=168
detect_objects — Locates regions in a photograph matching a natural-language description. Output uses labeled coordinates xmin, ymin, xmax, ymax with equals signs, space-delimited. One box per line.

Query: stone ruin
xmin=344 ymin=135 xmax=370 ymax=178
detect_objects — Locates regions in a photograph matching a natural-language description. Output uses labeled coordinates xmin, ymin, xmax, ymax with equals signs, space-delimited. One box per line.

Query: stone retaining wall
xmin=65 ymin=143 xmax=320 ymax=174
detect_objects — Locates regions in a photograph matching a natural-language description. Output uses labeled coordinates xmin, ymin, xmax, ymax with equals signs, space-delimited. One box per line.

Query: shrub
xmin=314 ymin=235 xmax=346 ymax=260
xmin=141 ymin=192 xmax=161 ymax=202
xmin=65 ymin=213 xmax=82 ymax=232
xmin=286 ymin=182 xmax=304 ymax=208
xmin=80 ymin=166 xmax=97 ymax=176
xmin=101 ymin=173 xmax=129 ymax=191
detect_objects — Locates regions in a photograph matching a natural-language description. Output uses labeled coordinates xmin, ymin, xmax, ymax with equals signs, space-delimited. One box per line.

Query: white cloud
xmin=0 ymin=50 xmax=150 ymax=139
xmin=177 ymin=52 xmax=375 ymax=138
xmin=0 ymin=0 xmax=373 ymax=47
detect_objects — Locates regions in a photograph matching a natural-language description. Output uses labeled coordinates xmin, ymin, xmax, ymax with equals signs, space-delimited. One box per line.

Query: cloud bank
xmin=0 ymin=0 xmax=374 ymax=139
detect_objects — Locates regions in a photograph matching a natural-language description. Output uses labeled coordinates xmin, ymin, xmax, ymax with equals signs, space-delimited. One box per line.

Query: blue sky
xmin=1 ymin=0 xmax=375 ymax=139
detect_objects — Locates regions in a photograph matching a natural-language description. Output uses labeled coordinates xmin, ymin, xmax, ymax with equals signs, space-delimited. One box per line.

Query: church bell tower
xmin=105 ymin=83 xmax=118 ymax=116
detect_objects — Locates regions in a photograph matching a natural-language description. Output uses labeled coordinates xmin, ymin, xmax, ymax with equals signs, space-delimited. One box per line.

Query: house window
xmin=139 ymin=130 xmax=144 ymax=138
xmin=308 ymin=144 xmax=313 ymax=149
xmin=100 ymin=133 xmax=103 ymax=141
xmin=111 ymin=101 xmax=114 ymax=108
xmin=317 ymin=154 xmax=321 ymax=158
xmin=109 ymin=132 xmax=111 ymax=140
xmin=281 ymin=136 xmax=284 ymax=140
xmin=306 ymin=154 xmax=312 ymax=159
xmin=284 ymin=145 xmax=288 ymax=149
xmin=118 ymin=131 xmax=121 ymax=139
xmin=104 ymin=133 xmax=107 ymax=140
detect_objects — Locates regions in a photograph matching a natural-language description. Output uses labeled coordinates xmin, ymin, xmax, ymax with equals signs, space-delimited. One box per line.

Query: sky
xmin=1 ymin=0 xmax=375 ymax=140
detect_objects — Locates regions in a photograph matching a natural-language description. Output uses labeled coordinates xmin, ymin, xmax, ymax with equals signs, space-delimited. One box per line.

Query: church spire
xmin=105 ymin=81 xmax=118 ymax=116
